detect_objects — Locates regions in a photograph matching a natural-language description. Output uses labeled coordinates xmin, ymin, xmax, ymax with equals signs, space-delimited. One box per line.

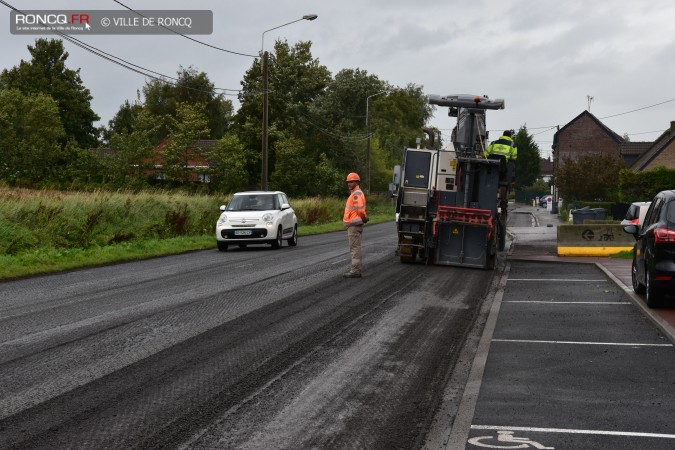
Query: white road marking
xmin=471 ymin=424 xmax=675 ymax=439
xmin=492 ymin=339 xmax=672 ymax=347
xmin=503 ymin=301 xmax=629 ymax=304
xmin=509 ymin=279 xmax=607 ymax=282
xmin=469 ymin=430 xmax=554 ymax=448
xmin=331 ymin=260 xmax=347 ymax=265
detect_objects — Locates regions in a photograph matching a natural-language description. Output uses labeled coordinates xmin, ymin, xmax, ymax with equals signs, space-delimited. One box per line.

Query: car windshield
xmin=227 ymin=194 xmax=278 ymax=211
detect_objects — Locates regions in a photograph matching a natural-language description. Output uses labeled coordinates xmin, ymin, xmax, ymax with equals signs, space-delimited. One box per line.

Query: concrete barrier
xmin=557 ymin=224 xmax=635 ymax=256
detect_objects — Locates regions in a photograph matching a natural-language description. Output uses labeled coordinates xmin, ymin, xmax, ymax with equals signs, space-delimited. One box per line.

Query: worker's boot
xmin=343 ymin=271 xmax=362 ymax=278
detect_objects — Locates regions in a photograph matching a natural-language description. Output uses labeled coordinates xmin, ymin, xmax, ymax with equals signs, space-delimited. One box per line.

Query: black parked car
xmin=623 ymin=190 xmax=675 ymax=307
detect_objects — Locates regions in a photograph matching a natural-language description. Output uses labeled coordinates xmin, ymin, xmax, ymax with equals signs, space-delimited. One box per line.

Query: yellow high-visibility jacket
xmin=485 ymin=135 xmax=518 ymax=161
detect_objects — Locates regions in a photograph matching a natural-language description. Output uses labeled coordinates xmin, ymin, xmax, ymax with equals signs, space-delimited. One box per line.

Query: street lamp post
xmin=261 ymin=14 xmax=318 ymax=190
xmin=366 ymin=90 xmax=387 ymax=194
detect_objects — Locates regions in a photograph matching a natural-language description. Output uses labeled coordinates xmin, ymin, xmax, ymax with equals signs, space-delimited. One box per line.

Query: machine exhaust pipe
xmin=422 ymin=127 xmax=435 ymax=149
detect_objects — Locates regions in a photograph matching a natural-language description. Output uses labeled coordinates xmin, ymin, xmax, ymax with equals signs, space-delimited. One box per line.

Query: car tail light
xmin=653 ymin=227 xmax=675 ymax=243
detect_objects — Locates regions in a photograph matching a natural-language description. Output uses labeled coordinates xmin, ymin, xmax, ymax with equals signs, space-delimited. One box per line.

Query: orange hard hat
xmin=346 ymin=172 xmax=360 ymax=182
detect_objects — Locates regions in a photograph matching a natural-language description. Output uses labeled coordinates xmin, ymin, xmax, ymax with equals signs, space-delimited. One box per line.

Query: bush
xmin=0 ymin=188 xmax=395 ymax=256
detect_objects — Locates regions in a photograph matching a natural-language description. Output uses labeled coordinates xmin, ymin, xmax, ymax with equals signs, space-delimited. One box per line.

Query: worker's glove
xmin=363 ymin=215 xmax=369 ymax=224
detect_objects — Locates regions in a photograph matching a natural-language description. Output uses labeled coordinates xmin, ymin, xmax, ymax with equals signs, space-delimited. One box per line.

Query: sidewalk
xmin=507 ymin=202 xmax=675 ymax=344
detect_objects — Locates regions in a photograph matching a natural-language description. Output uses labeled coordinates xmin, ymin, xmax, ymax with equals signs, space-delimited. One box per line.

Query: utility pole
xmin=261 ymin=50 xmax=269 ymax=190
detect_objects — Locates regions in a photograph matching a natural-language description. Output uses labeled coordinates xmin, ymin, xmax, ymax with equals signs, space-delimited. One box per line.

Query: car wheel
xmin=631 ymin=258 xmax=645 ymax=294
xmin=287 ymin=225 xmax=298 ymax=246
xmin=646 ymin=269 xmax=664 ymax=308
xmin=217 ymin=241 xmax=228 ymax=252
xmin=271 ymin=227 xmax=282 ymax=249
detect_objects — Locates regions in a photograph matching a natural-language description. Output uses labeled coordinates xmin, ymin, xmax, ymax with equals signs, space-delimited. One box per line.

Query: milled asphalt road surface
xmin=2 ymin=204 xmax=674 ymax=449
xmin=0 ymin=222 xmax=500 ymax=449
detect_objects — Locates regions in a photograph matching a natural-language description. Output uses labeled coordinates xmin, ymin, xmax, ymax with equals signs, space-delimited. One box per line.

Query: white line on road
xmin=509 ymin=278 xmax=607 ymax=282
xmin=504 ymin=301 xmax=629 ymax=304
xmin=471 ymin=424 xmax=675 ymax=439
xmin=492 ymin=339 xmax=672 ymax=347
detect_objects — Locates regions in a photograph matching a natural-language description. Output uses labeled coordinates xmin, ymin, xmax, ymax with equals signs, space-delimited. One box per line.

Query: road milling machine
xmin=393 ymin=94 xmax=513 ymax=269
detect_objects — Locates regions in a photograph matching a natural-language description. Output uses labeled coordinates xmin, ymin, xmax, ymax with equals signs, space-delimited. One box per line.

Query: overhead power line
xmin=112 ymin=0 xmax=257 ymax=58
xmin=599 ymin=98 xmax=675 ymax=120
xmin=0 ymin=0 xmax=245 ymax=96
xmin=434 ymin=97 xmax=675 ymax=139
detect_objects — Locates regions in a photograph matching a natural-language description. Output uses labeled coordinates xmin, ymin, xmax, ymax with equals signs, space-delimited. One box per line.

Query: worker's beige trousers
xmin=347 ymin=225 xmax=363 ymax=274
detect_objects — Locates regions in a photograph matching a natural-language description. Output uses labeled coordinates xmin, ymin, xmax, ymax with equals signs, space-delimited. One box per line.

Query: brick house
xmin=621 ymin=141 xmax=653 ymax=168
xmin=548 ymin=111 xmax=653 ymax=209
xmin=146 ymin=139 xmax=217 ymax=183
xmin=552 ymin=110 xmax=624 ymax=164
xmin=630 ymin=121 xmax=675 ymax=171
xmin=539 ymin=157 xmax=553 ymax=182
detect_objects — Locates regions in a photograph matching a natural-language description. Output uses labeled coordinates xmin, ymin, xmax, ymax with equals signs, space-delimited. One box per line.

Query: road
xmin=0 ymin=222 xmax=501 ymax=449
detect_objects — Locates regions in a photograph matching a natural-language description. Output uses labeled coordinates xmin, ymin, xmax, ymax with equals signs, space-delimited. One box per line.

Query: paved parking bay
xmin=454 ymin=260 xmax=675 ymax=450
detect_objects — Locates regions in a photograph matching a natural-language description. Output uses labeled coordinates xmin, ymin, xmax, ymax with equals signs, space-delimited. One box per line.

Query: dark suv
xmin=623 ymin=190 xmax=675 ymax=307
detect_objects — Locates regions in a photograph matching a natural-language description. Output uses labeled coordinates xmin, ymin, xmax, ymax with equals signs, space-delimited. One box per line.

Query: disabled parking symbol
xmin=468 ymin=430 xmax=554 ymax=449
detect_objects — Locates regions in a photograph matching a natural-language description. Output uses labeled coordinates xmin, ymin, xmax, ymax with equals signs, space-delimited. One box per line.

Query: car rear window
xmin=625 ymin=205 xmax=639 ymax=220
xmin=666 ymin=200 xmax=675 ymax=226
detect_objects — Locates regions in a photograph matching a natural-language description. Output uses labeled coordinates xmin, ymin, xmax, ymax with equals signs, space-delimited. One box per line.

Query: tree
xmin=557 ymin=153 xmax=626 ymax=201
xmin=162 ymin=103 xmax=210 ymax=184
xmin=207 ymin=133 xmax=251 ymax=194
xmin=309 ymin=71 xmax=432 ymax=192
xmin=306 ymin=69 xmax=388 ymax=183
xmin=512 ymin=126 xmax=541 ymax=189
xmin=0 ymin=89 xmax=64 ymax=184
xmin=102 ymin=98 xmax=144 ymax=144
xmin=1 ymin=38 xmax=100 ymax=149
xmin=141 ymin=66 xmax=233 ymax=142
xmin=368 ymin=84 xmax=433 ymax=190
xmin=269 ymin=137 xmax=311 ymax=195
xmin=103 ymin=109 xmax=159 ymax=187
xmin=234 ymin=40 xmax=332 ymax=188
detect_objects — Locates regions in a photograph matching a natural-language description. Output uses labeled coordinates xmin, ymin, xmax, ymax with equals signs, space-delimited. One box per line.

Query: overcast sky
xmin=3 ymin=0 xmax=675 ymax=158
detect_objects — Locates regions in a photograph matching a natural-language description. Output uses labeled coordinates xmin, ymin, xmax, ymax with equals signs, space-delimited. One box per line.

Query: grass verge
xmin=0 ymin=215 xmax=393 ymax=281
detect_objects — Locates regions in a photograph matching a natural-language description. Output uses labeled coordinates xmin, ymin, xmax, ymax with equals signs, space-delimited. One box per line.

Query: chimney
xmin=671 ymin=121 xmax=675 ymax=132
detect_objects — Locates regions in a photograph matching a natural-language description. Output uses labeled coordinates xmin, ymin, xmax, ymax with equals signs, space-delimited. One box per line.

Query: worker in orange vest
xmin=343 ymin=172 xmax=368 ymax=278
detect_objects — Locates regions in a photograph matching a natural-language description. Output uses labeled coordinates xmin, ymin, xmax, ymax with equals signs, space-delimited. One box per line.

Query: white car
xmin=216 ymin=191 xmax=298 ymax=251
xmin=620 ymin=201 xmax=651 ymax=228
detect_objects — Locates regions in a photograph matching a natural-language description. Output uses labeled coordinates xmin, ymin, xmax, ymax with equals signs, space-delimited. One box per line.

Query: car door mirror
xmin=281 ymin=203 xmax=291 ymax=210
xmin=623 ymin=224 xmax=638 ymax=239
xmin=220 ymin=204 xmax=227 ymax=211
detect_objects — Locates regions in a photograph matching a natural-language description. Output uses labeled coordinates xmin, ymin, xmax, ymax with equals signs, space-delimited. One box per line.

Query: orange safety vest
xmin=343 ymin=186 xmax=367 ymax=227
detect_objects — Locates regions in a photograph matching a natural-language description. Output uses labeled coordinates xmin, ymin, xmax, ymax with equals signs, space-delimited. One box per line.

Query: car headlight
xmin=217 ymin=214 xmax=227 ymax=225
xmin=262 ymin=213 xmax=273 ymax=222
